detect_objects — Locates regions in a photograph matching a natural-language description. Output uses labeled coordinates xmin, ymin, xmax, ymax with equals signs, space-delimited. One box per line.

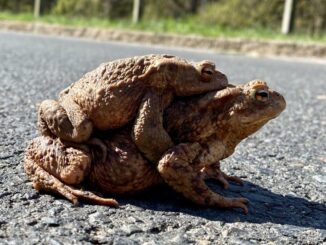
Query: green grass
xmin=1 ymin=11 xmax=325 ymax=44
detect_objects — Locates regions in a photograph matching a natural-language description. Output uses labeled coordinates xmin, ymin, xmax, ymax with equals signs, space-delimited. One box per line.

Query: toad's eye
xmin=200 ymin=67 xmax=215 ymax=82
xmin=197 ymin=61 xmax=216 ymax=82
xmin=202 ymin=67 xmax=214 ymax=76
xmin=254 ymin=89 xmax=269 ymax=101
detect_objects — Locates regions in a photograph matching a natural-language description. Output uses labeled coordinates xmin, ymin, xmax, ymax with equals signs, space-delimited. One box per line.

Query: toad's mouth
xmin=240 ymin=108 xmax=284 ymax=125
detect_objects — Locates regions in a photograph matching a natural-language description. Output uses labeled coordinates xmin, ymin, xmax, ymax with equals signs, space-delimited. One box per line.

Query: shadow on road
xmin=117 ymin=181 xmax=326 ymax=230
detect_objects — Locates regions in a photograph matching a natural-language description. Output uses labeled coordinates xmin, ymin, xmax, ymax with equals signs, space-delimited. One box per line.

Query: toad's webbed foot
xmin=201 ymin=162 xmax=244 ymax=189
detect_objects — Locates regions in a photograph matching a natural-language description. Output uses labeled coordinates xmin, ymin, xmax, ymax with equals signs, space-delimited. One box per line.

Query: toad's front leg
xmin=132 ymin=90 xmax=174 ymax=162
xmin=201 ymin=162 xmax=244 ymax=189
xmin=24 ymin=136 xmax=118 ymax=206
xmin=157 ymin=143 xmax=248 ymax=214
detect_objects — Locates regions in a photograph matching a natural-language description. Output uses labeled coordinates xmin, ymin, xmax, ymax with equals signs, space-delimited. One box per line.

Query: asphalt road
xmin=0 ymin=31 xmax=325 ymax=244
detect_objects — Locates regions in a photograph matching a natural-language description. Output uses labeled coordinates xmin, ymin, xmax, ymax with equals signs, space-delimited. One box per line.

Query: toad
xmin=38 ymin=54 xmax=228 ymax=162
xmin=25 ymin=80 xmax=286 ymax=213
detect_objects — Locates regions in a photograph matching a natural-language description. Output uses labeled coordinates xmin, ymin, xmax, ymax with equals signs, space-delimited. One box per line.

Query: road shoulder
xmin=1 ymin=20 xmax=326 ymax=59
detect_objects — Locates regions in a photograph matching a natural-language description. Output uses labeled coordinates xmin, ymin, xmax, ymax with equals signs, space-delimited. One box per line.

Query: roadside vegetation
xmin=0 ymin=0 xmax=325 ymax=43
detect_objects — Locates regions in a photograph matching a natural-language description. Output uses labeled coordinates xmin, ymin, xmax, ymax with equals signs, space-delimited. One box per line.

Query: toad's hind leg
xmin=38 ymin=97 xmax=93 ymax=142
xmin=158 ymin=143 xmax=249 ymax=214
xmin=25 ymin=159 xmax=118 ymax=206
xmin=24 ymin=136 xmax=118 ymax=207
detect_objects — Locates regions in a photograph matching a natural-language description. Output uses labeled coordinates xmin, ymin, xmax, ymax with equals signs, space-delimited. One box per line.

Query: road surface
xmin=0 ymin=31 xmax=325 ymax=244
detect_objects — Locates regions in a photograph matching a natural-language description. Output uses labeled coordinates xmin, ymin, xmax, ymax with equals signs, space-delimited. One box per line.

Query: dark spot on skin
xmin=193 ymin=184 xmax=206 ymax=195
xmin=171 ymin=163 xmax=185 ymax=171
xmin=190 ymin=157 xmax=200 ymax=167
xmin=191 ymin=147 xmax=206 ymax=167
xmin=101 ymin=67 xmax=106 ymax=76
xmin=77 ymin=164 xmax=85 ymax=172
xmin=162 ymin=55 xmax=175 ymax=59
xmin=205 ymin=196 xmax=212 ymax=205
xmin=191 ymin=175 xmax=206 ymax=195
xmin=167 ymin=63 xmax=178 ymax=73
xmin=200 ymin=142 xmax=210 ymax=152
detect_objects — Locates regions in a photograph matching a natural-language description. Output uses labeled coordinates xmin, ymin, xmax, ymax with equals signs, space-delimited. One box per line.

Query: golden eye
xmin=255 ymin=89 xmax=269 ymax=101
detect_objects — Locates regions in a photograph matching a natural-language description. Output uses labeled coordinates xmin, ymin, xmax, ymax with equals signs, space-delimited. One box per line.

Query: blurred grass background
xmin=0 ymin=0 xmax=325 ymax=43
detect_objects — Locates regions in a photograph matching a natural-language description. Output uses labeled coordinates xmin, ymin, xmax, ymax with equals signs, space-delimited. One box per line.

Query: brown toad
xmin=38 ymin=54 xmax=228 ymax=162
xmin=25 ymin=80 xmax=286 ymax=213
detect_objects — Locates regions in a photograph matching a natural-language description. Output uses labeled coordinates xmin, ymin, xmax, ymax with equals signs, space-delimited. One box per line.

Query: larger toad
xmin=38 ymin=54 xmax=228 ymax=162
xmin=25 ymin=80 xmax=286 ymax=213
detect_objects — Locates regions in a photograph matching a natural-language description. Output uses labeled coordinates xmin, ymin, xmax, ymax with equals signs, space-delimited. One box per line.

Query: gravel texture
xmin=0 ymin=31 xmax=325 ymax=244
